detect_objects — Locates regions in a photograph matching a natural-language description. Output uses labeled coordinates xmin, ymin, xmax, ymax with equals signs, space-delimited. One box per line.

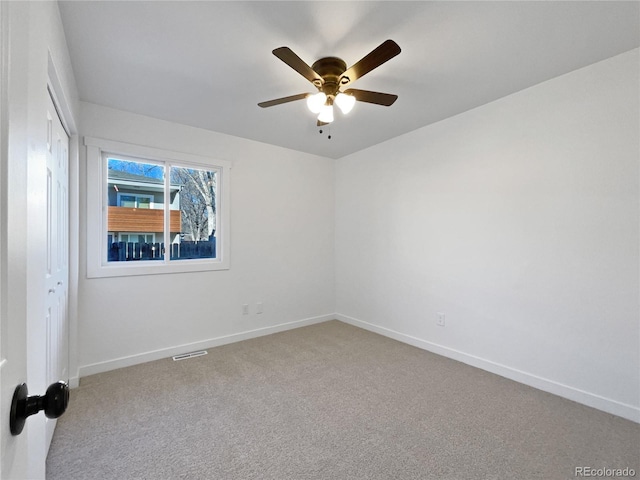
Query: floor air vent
xmin=172 ymin=350 xmax=208 ymax=361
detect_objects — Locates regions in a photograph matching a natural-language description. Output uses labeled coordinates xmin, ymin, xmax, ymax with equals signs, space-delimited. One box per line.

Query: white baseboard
xmin=336 ymin=313 xmax=640 ymax=424
xmin=77 ymin=314 xmax=334 ymax=379
xmin=75 ymin=311 xmax=639 ymax=423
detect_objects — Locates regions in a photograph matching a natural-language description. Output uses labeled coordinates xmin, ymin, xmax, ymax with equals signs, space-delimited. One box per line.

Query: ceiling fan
xmin=258 ymin=40 xmax=401 ymax=126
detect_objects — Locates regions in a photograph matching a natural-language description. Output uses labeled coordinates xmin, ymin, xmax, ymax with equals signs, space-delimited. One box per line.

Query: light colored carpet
xmin=47 ymin=320 xmax=639 ymax=479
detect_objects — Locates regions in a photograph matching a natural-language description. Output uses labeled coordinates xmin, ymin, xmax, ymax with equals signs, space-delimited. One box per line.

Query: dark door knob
xmin=10 ymin=381 xmax=69 ymax=436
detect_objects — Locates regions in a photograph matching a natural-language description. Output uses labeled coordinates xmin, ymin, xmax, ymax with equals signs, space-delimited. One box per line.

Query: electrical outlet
xmin=436 ymin=312 xmax=446 ymax=327
xmin=256 ymin=302 xmax=263 ymax=314
xmin=242 ymin=304 xmax=249 ymax=315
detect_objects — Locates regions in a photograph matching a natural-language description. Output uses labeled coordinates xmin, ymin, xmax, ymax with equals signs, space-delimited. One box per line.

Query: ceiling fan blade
xmin=344 ymin=89 xmax=398 ymax=106
xmin=258 ymin=93 xmax=308 ymax=108
xmin=272 ymin=47 xmax=323 ymax=86
xmin=340 ymin=40 xmax=401 ymax=86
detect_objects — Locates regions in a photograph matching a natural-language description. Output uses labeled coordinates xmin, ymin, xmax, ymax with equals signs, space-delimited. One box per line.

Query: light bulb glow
xmin=335 ymin=93 xmax=356 ymax=114
xmin=317 ymin=104 xmax=334 ymax=123
xmin=306 ymin=92 xmax=327 ymax=114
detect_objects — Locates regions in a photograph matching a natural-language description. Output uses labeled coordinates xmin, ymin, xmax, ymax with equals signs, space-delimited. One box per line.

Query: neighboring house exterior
xmin=106 ymin=169 xmax=182 ymax=247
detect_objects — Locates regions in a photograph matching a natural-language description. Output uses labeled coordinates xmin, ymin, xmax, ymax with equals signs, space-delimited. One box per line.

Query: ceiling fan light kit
xmin=258 ymin=40 xmax=401 ymax=127
xmin=335 ymin=92 xmax=356 ymax=114
xmin=318 ymin=103 xmax=335 ymax=123
xmin=306 ymin=92 xmax=327 ymax=113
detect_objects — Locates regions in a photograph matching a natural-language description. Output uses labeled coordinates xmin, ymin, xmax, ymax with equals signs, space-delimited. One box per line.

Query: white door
xmin=44 ymin=92 xmax=70 ymax=449
xmin=0 ymin=4 xmax=71 ymax=475
xmin=0 ymin=96 xmax=70 ymax=480
xmin=0 ymin=3 xmax=30 ymax=478
xmin=0 ymin=169 xmax=29 ymax=478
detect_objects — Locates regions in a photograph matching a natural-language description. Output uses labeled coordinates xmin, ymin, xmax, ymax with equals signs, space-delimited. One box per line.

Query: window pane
xmin=119 ymin=195 xmax=136 ymax=208
xmin=107 ymin=158 xmax=165 ymax=262
xmin=170 ymin=166 xmax=217 ymax=260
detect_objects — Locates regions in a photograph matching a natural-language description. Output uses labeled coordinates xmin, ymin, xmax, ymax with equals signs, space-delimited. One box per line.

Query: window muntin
xmin=85 ymin=137 xmax=230 ymax=278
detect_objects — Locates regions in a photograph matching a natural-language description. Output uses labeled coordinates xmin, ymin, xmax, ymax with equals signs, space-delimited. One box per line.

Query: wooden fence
xmin=108 ymin=238 xmax=216 ymax=262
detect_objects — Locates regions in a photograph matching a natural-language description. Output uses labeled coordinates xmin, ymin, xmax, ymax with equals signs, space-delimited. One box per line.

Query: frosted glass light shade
xmin=317 ymin=104 xmax=334 ymax=123
xmin=335 ymin=93 xmax=356 ymax=114
xmin=306 ymin=92 xmax=327 ymax=114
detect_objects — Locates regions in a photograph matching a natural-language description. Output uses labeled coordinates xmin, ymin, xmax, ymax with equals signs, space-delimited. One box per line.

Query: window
xmin=112 ymin=233 xmax=156 ymax=245
xmin=86 ymin=137 xmax=230 ymax=278
xmin=118 ymin=194 xmax=154 ymax=209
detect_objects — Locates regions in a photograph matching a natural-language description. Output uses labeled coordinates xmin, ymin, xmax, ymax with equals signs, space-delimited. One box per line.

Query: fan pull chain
xmin=318 ymin=127 xmax=332 ymax=140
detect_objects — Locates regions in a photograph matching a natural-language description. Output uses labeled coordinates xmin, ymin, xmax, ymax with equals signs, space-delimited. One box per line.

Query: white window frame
xmin=85 ymin=136 xmax=230 ymax=278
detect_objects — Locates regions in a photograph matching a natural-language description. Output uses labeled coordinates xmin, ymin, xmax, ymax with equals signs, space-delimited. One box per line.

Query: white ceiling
xmin=58 ymin=1 xmax=639 ymax=159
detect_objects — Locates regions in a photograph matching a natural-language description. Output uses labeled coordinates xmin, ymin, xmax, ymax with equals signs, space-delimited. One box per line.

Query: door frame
xmin=46 ymin=52 xmax=79 ymax=391
xmin=0 ymin=0 xmax=8 ymax=365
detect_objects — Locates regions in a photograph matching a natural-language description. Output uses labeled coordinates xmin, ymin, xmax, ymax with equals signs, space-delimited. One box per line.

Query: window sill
xmin=87 ymin=257 xmax=229 ymax=279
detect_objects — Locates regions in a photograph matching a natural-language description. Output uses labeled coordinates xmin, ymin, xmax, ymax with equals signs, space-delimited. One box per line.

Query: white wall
xmin=335 ymin=49 xmax=639 ymax=422
xmin=77 ymin=102 xmax=335 ymax=378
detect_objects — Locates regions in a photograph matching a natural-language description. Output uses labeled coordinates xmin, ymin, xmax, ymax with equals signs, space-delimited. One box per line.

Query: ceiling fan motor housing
xmin=312 ymin=57 xmax=347 ymax=98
